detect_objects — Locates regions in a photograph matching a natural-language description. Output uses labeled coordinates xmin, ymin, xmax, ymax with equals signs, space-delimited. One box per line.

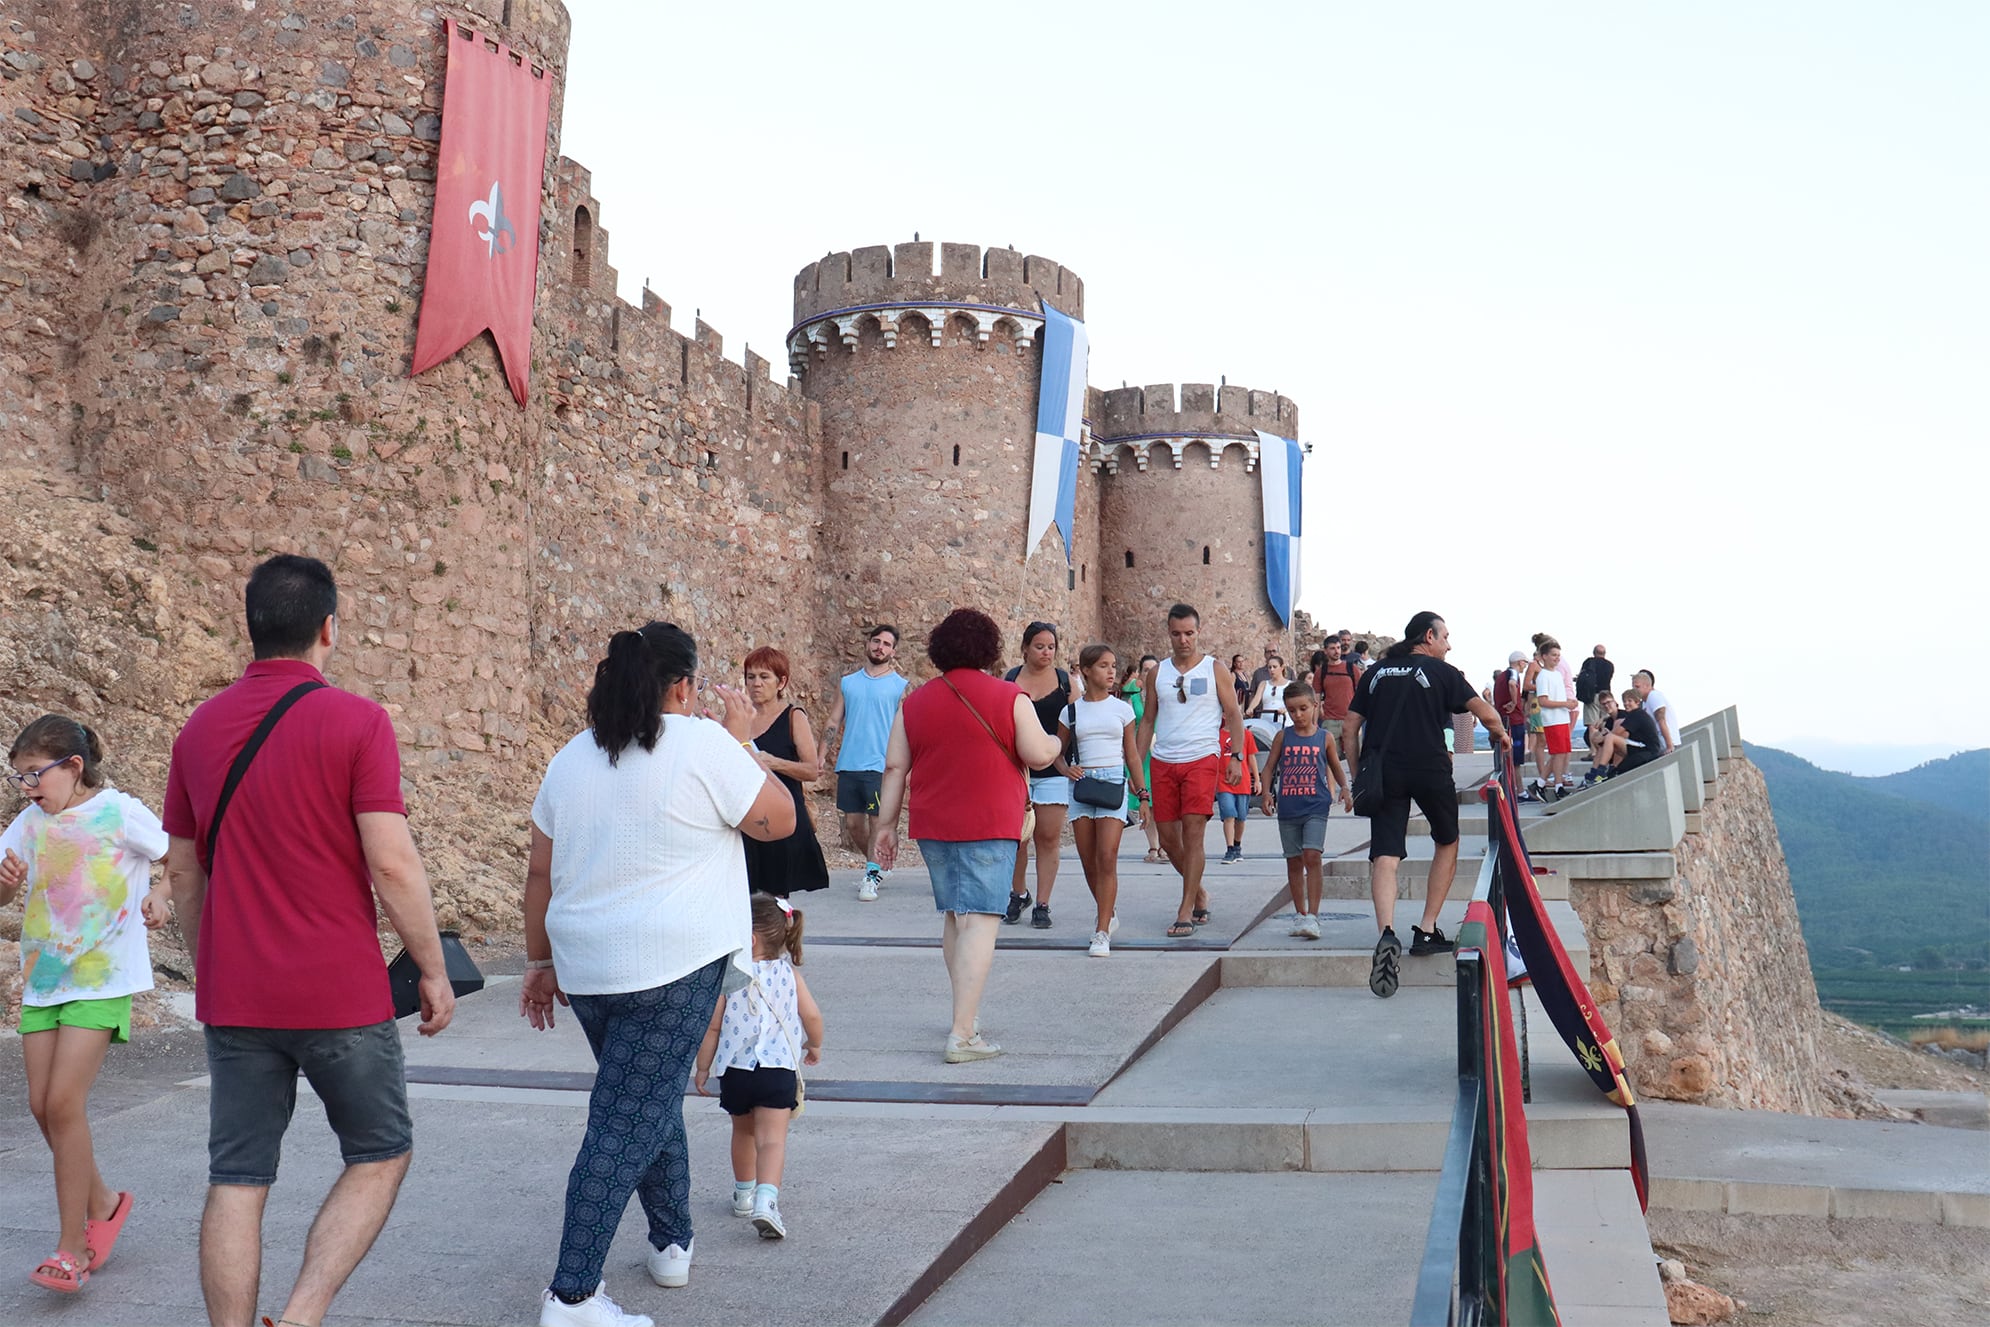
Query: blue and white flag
xmin=1027 ymin=301 xmax=1088 ymax=562
xmin=1255 ymin=429 xmax=1303 ymax=625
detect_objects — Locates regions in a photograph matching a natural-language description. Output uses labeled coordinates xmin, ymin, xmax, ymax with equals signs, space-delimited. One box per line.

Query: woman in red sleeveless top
xmin=871 ymin=609 xmax=1060 ymax=1064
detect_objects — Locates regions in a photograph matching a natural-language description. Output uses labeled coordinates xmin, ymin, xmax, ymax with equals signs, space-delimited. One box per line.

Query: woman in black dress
xmin=741 ymin=646 xmax=830 ymax=896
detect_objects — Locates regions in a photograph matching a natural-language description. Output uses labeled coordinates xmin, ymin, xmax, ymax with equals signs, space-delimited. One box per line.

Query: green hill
xmin=1746 ymin=744 xmax=1989 ymax=1029
xmin=1867 ymin=749 xmax=1989 ymax=823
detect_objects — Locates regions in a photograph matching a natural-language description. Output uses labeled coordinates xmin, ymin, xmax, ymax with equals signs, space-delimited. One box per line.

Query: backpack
xmin=1575 ymin=659 xmax=1601 ymax=704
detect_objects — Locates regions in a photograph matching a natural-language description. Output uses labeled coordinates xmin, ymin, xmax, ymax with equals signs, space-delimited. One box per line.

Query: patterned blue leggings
xmin=551 ymin=957 xmax=726 ymax=1298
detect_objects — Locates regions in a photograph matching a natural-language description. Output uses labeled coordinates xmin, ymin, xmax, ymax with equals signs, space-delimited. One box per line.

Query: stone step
xmin=908 ymin=1167 xmax=1667 ymax=1327
xmin=1223 ymin=899 xmax=1589 ymax=989
xmin=1085 ymin=985 xmax=1628 ymax=1173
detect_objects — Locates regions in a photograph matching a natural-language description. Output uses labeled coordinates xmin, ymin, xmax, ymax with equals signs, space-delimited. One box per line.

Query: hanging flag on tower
xmin=1026 ymin=300 xmax=1089 ymax=562
xmin=1255 ymin=429 xmax=1304 ymax=624
xmin=410 ymin=19 xmax=554 ymax=407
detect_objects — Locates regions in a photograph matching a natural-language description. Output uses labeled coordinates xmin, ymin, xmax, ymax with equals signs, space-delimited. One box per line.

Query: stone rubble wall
xmin=1574 ymin=756 xmax=1876 ymax=1115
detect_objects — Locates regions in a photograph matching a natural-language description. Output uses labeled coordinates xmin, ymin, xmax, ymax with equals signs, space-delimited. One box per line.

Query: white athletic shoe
xmin=540 ymin=1283 xmax=654 ymax=1327
xmin=731 ymin=1186 xmax=755 ymax=1217
xmin=751 ymin=1192 xmax=786 ymax=1240
xmin=1089 ymin=931 xmax=1111 ymax=957
xmin=645 ymin=1239 xmax=692 ymax=1288
xmin=1108 ymin=912 xmax=1120 ymax=936
xmin=1299 ymin=914 xmax=1323 ymax=941
xmin=857 ymin=867 xmax=880 ymax=902
xmin=1289 ymin=915 xmax=1313 ymax=937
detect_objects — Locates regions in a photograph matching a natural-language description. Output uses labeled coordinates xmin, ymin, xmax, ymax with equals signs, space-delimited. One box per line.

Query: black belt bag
xmin=1073 ymin=774 xmax=1126 ymax=809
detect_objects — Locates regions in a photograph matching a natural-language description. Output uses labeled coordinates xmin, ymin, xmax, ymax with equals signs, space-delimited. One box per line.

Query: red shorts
xmin=1544 ymin=723 xmax=1572 ymax=756
xmin=1151 ymin=755 xmax=1220 ymax=823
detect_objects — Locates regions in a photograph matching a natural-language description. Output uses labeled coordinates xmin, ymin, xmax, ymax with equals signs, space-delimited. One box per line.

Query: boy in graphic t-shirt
xmin=1259 ymin=683 xmax=1350 ymax=940
xmin=1215 ymin=724 xmax=1259 ymax=866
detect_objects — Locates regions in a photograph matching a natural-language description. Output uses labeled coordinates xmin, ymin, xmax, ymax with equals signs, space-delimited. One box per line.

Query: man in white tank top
xmin=1136 ymin=603 xmax=1248 ymax=938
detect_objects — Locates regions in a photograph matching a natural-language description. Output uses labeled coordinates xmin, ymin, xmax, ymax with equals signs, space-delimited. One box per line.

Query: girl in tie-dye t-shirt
xmin=2 ymin=715 xmax=167 ymax=1292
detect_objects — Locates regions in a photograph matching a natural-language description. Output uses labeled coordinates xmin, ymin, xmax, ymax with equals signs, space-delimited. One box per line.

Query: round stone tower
xmin=48 ymin=0 xmax=572 ymax=762
xmin=790 ymin=243 xmax=1092 ymax=665
xmin=1093 ymin=382 xmax=1300 ymax=667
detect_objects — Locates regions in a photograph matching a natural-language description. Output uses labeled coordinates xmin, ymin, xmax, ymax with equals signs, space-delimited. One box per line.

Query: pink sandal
xmin=86 ymin=1191 xmax=134 ymax=1271
xmin=29 ymin=1249 xmax=88 ymax=1293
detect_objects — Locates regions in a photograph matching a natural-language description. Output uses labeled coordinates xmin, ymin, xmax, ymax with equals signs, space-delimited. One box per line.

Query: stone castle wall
xmin=2 ymin=0 xmax=1291 ymax=781
xmin=1573 ymin=756 xmax=1866 ymax=1115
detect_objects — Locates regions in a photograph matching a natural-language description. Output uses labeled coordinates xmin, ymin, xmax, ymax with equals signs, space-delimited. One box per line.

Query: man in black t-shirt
xmin=1593 ymin=689 xmax=1664 ymax=777
xmin=1345 ymin=612 xmax=1512 ymax=998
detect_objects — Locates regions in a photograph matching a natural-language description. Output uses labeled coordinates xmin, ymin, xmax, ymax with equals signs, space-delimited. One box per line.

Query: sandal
xmin=29 ymin=1249 xmax=87 ymax=1293
xmin=86 ymin=1191 xmax=133 ymax=1272
xmin=1191 ymin=908 xmax=1212 ymax=927
xmin=1143 ymin=849 xmax=1166 ymax=864
xmin=1166 ymin=920 xmax=1195 ymax=938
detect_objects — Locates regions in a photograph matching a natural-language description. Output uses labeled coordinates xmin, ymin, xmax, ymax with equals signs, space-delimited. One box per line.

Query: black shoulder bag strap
xmin=203 ymin=681 xmax=325 ymax=870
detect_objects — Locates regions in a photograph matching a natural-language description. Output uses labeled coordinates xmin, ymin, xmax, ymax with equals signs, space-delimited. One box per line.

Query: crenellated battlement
xmin=788 ymin=242 xmax=1081 ymax=374
xmin=1090 ymin=383 xmax=1298 ymax=473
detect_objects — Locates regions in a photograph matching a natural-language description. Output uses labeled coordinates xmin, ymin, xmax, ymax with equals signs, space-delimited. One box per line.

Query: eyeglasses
xmin=6 ymin=759 xmax=71 ymax=790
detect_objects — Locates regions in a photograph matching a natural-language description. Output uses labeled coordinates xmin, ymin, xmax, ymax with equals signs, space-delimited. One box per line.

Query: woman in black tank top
xmin=1002 ymin=622 xmax=1079 ymax=929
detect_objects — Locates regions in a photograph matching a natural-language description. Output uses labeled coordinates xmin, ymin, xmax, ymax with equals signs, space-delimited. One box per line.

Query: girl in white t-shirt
xmin=1057 ymin=646 xmax=1148 ymax=957
xmin=694 ymin=893 xmax=823 ymax=1241
xmin=2 ymin=716 xmax=167 ymax=1294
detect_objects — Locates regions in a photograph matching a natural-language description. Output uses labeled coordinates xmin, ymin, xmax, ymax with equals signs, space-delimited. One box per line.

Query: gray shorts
xmin=1278 ymin=815 xmax=1330 ymax=857
xmin=204 ymin=1020 xmax=412 ymax=1186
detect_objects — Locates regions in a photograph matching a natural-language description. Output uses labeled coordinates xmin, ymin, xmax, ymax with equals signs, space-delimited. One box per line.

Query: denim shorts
xmin=1279 ymin=814 xmax=1330 ymax=856
xmin=1028 ymin=774 xmax=1071 ymax=806
xmin=204 ymin=1020 xmax=412 ymax=1186
xmin=920 ymin=838 xmax=1017 ymax=915
xmin=1216 ymin=791 xmax=1253 ymax=821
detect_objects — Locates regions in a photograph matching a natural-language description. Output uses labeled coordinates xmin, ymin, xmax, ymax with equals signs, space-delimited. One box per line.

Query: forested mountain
xmin=1747 ymin=744 xmax=1988 ymax=969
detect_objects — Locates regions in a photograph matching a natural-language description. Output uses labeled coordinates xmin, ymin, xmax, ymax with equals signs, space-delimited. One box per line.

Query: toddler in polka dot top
xmin=695 ymin=893 xmax=824 ymax=1240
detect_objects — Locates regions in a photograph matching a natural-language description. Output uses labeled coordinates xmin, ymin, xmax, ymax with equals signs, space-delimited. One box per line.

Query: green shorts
xmin=19 ymin=995 xmax=133 ymax=1043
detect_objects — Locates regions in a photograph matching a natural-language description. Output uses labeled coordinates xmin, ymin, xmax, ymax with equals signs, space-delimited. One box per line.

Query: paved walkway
xmin=0 ymin=754 xmax=1678 ymax=1325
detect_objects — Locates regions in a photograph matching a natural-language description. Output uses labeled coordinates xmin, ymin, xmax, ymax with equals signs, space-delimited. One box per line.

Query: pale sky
xmin=557 ymin=2 xmax=1987 ymax=775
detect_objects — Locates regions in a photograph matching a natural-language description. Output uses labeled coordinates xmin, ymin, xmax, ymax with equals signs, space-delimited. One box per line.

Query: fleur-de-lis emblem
xmin=1577 ymin=1040 xmax=1603 ymax=1073
xmin=468 ymin=181 xmax=516 ymax=258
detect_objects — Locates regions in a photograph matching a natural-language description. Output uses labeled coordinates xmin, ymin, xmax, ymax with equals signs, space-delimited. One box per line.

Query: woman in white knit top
xmin=520 ymin=622 xmax=795 ymax=1326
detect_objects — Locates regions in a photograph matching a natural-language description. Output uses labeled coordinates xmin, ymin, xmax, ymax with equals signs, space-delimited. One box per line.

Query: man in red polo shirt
xmin=163 ymin=554 xmax=454 ymax=1327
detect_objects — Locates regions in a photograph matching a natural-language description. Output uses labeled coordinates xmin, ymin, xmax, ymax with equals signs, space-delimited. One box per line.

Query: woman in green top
xmin=1121 ymin=655 xmax=1164 ymax=862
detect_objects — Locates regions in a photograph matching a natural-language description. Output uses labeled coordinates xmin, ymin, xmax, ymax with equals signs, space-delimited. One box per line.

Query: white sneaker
xmin=1299 ymin=914 xmax=1323 ymax=941
xmin=645 ymin=1238 xmax=692 ymax=1288
xmin=858 ymin=867 xmax=881 ymax=902
xmin=1108 ymin=912 xmax=1119 ymax=936
xmin=731 ymin=1185 xmax=755 ymax=1217
xmin=1289 ymin=914 xmax=1313 ymax=937
xmin=751 ymin=1192 xmax=786 ymax=1239
xmin=540 ymin=1283 xmax=654 ymax=1327
xmin=1089 ymin=931 xmax=1111 ymax=957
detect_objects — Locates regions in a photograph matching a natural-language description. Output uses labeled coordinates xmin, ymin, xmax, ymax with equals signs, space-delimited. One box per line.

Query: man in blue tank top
xmin=824 ymin=625 xmax=909 ymax=900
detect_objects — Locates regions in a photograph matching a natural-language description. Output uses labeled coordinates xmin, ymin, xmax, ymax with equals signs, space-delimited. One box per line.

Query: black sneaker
xmin=1004 ymin=893 xmax=1030 ymax=925
xmin=1369 ymin=928 xmax=1402 ymax=999
xmin=1031 ymin=903 xmax=1052 ymax=930
xmin=1410 ymin=925 xmax=1455 ymax=956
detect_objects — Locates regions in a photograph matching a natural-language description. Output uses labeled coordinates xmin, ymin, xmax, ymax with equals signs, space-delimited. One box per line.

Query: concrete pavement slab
xmin=1531 ymin=1169 xmax=1669 ymax=1326
xmin=400 ymin=950 xmax=1218 ymax=1095
xmin=1640 ymin=1099 xmax=1990 ymax=1196
xmin=0 ymin=1082 xmax=1055 ymax=1327
xmin=906 ymin=1169 xmax=1440 ymax=1327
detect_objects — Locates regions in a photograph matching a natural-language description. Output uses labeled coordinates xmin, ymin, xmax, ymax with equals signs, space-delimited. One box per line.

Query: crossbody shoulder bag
xmin=204 ymin=680 xmax=325 ymax=870
xmin=1065 ymin=701 xmax=1127 ymax=809
xmin=1349 ymin=669 xmax=1392 ymax=820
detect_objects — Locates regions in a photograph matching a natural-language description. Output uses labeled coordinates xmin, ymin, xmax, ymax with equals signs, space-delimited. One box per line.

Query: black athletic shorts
xmin=1367 ymin=762 xmax=1461 ymax=861
xmin=835 ymin=769 xmax=883 ymax=816
xmin=719 ymin=1065 xmax=800 ymax=1115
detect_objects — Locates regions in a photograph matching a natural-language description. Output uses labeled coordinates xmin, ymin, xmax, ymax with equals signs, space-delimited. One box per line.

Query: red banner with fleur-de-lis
xmin=410 ymin=18 xmax=553 ymax=406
